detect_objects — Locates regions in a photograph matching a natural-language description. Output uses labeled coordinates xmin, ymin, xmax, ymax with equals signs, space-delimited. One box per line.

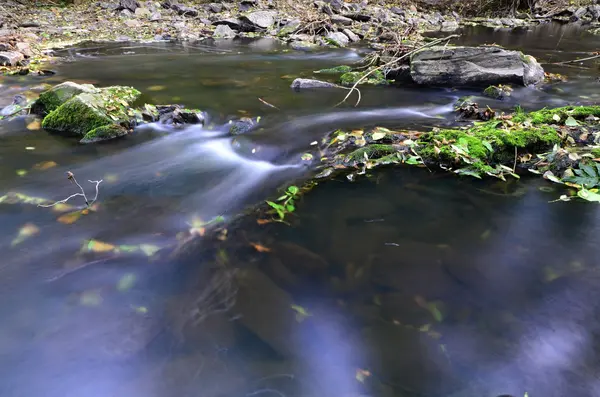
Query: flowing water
xmin=0 ymin=23 xmax=599 ymax=397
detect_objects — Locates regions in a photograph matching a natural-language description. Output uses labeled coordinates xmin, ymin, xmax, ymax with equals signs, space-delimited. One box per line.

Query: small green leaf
xmin=286 ymin=204 xmax=295 ymax=212
xmin=267 ymin=201 xmax=284 ymax=211
xmin=301 ymin=153 xmax=313 ymax=161
xmin=455 ymin=168 xmax=482 ymax=179
xmin=287 ymin=186 xmax=299 ymax=195
xmin=371 ymin=131 xmax=386 ymax=140
xmin=577 ymin=187 xmax=600 ymax=202
xmin=565 ymin=116 xmax=579 ymax=127
xmin=482 ymin=140 xmax=493 ymax=153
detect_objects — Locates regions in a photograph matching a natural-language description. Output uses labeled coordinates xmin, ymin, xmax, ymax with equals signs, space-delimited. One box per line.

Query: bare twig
xmin=38 ymin=171 xmax=103 ymax=208
xmin=335 ymin=34 xmax=460 ymax=107
xmin=553 ymin=53 xmax=600 ymax=65
xmin=258 ymin=97 xmax=279 ymax=110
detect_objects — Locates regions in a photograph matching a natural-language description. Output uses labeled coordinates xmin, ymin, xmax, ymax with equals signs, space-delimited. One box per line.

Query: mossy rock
xmin=32 ymin=81 xmax=99 ymax=115
xmin=345 ymin=144 xmax=398 ymax=163
xmin=340 ymin=69 xmax=389 ymax=86
xmin=81 ymin=124 xmax=129 ymax=144
xmin=41 ymin=84 xmax=140 ymax=143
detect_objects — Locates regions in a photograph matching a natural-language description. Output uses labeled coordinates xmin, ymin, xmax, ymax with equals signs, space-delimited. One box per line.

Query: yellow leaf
xmin=33 ymin=161 xmax=58 ymax=170
xmin=147 ymin=85 xmax=166 ymax=91
xmin=250 ymin=242 xmax=271 ymax=252
xmin=117 ymin=273 xmax=136 ymax=291
xmin=57 ymin=210 xmax=83 ymax=224
xmin=139 ymin=244 xmax=160 ymax=257
xmin=86 ymin=239 xmax=116 ymax=253
xmin=11 ymin=223 xmax=40 ymax=246
xmin=26 ymin=119 xmax=41 ymax=130
xmin=371 ymin=131 xmax=387 ymax=140
xmin=355 ymin=369 xmax=371 ymax=383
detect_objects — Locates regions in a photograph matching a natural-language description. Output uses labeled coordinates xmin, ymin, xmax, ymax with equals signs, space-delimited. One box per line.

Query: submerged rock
xmin=290 ymin=78 xmax=339 ymax=90
xmin=410 ymin=46 xmax=544 ymax=87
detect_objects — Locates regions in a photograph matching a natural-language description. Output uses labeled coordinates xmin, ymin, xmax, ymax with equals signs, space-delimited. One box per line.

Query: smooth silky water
xmin=0 ymin=24 xmax=599 ymax=397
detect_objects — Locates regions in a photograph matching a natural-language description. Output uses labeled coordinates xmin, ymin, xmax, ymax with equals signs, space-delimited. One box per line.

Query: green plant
xmin=266 ymin=186 xmax=299 ymax=221
xmin=563 ymin=163 xmax=600 ymax=189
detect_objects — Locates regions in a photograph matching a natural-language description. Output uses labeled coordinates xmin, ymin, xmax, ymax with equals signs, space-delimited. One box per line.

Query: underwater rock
xmin=290 ymin=78 xmax=339 ymax=90
xmin=410 ymin=46 xmax=544 ymax=87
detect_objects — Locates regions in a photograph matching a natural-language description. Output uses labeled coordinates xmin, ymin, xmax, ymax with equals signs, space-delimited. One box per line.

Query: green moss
xmin=42 ymin=95 xmax=113 ymax=137
xmin=512 ymin=105 xmax=600 ymax=124
xmin=340 ymin=69 xmax=388 ymax=86
xmin=345 ymin=144 xmax=397 ymax=163
xmin=591 ymin=148 xmax=600 ymax=158
xmin=418 ymin=119 xmax=561 ymax=166
xmin=314 ymin=65 xmax=353 ymax=74
xmin=81 ymin=124 xmax=128 ymax=143
xmin=33 ymin=82 xmax=98 ymax=115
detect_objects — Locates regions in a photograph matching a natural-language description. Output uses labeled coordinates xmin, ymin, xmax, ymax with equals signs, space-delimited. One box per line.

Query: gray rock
xmin=410 ymin=46 xmax=545 ymax=87
xmin=15 ymin=42 xmax=33 ymax=57
xmin=134 ymin=6 xmax=151 ymax=17
xmin=571 ymin=6 xmax=588 ymax=21
xmin=342 ymin=28 xmax=360 ymax=42
xmin=291 ymin=78 xmax=339 ymax=90
xmin=213 ymin=24 xmax=237 ymax=38
xmin=0 ymin=51 xmax=24 ymax=66
xmin=172 ymin=4 xmax=198 ymax=16
xmin=149 ymin=11 xmax=161 ymax=21
xmin=440 ymin=20 xmax=458 ymax=31
xmin=278 ymin=18 xmax=301 ymax=36
xmin=119 ymin=0 xmax=139 ymax=12
xmin=326 ymin=31 xmax=349 ymax=47
xmin=207 ymin=2 xmax=223 ymax=12
xmin=213 ymin=17 xmax=243 ymax=30
xmin=331 ymin=15 xmax=353 ymax=25
xmin=589 ymin=4 xmax=600 ymax=20
xmin=240 ymin=10 xmax=277 ymax=30
xmin=290 ymin=40 xmax=319 ymax=51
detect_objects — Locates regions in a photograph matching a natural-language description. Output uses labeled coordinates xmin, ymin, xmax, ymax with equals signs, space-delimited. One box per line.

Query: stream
xmin=0 ymin=23 xmax=600 ymax=397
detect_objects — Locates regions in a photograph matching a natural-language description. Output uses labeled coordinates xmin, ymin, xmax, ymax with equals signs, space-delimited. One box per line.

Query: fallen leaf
xmin=139 ymin=244 xmax=160 ymax=257
xmin=86 ymin=239 xmax=116 ymax=253
xmin=565 ymin=116 xmax=579 ymax=127
xmin=147 ymin=85 xmax=166 ymax=91
xmin=371 ymin=131 xmax=386 ymax=140
xmin=250 ymin=242 xmax=271 ymax=252
xmin=355 ymin=369 xmax=371 ymax=383
xmin=26 ymin=120 xmax=41 ymax=130
xmin=291 ymin=304 xmax=312 ymax=322
xmin=117 ymin=273 xmax=136 ymax=291
xmin=552 ymin=114 xmax=561 ymax=122
xmin=57 ymin=210 xmax=83 ymax=224
xmin=80 ymin=289 xmax=103 ymax=306
xmin=256 ymin=219 xmax=273 ymax=225
xmin=16 ymin=169 xmax=27 ymax=176
xmin=33 ymin=161 xmax=58 ymax=170
xmin=11 ymin=223 xmax=40 ymax=246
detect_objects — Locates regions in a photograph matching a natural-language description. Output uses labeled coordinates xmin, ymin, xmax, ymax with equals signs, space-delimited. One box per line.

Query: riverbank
xmin=1 ymin=0 xmax=599 ymax=75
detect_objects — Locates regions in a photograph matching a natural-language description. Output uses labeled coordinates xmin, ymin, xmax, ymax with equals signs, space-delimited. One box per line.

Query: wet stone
xmin=0 ymin=51 xmax=24 ymax=66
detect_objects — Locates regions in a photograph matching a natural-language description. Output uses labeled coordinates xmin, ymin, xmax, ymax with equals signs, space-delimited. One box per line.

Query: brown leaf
xmin=57 ymin=210 xmax=83 ymax=224
xmin=256 ymin=219 xmax=273 ymax=225
xmin=26 ymin=120 xmax=41 ymax=130
xmin=33 ymin=161 xmax=58 ymax=170
xmin=250 ymin=242 xmax=271 ymax=252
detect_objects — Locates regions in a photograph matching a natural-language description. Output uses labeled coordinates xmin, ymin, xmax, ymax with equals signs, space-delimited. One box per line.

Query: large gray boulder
xmin=410 ymin=46 xmax=545 ymax=87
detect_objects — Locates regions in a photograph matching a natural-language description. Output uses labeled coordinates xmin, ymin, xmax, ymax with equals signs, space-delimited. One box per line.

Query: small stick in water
xmin=258 ymin=97 xmax=279 ymax=110
xmin=38 ymin=171 xmax=103 ymax=209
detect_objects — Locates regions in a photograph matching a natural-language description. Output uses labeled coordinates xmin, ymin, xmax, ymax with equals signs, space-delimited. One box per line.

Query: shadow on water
xmin=0 ymin=24 xmax=599 ymax=397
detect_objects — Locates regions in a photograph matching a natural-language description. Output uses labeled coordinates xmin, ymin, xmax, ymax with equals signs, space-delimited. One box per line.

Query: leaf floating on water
xmin=33 ymin=161 xmax=58 ymax=171
xmin=16 ymin=169 xmax=27 ymax=176
xmin=355 ymin=368 xmax=371 ymax=383
xmin=80 ymin=289 xmax=103 ymax=306
xmin=577 ymin=187 xmax=600 ymax=202
xmin=250 ymin=242 xmax=271 ymax=252
xmin=301 ymin=153 xmax=313 ymax=161
xmin=147 ymin=85 xmax=166 ymax=92
xmin=26 ymin=119 xmax=42 ymax=130
xmin=139 ymin=244 xmax=160 ymax=257
xmin=57 ymin=210 xmax=84 ymax=224
xmin=117 ymin=273 xmax=136 ymax=291
xmin=291 ymin=304 xmax=312 ymax=323
xmin=118 ymin=244 xmax=139 ymax=253
xmin=132 ymin=305 xmax=148 ymax=314
xmin=11 ymin=223 xmax=40 ymax=246
xmin=86 ymin=239 xmax=117 ymax=253
xmin=256 ymin=218 xmax=274 ymax=225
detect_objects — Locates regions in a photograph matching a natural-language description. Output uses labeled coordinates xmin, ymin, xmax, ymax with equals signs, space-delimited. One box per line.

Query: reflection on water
xmin=0 ymin=24 xmax=599 ymax=397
